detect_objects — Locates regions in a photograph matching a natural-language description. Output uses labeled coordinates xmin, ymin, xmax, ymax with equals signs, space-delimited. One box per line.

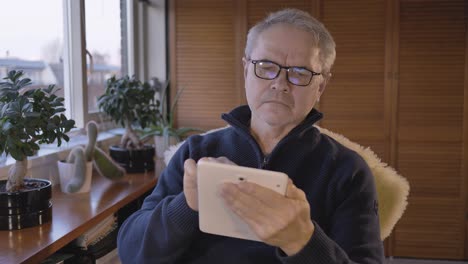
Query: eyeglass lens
xmin=254 ymin=61 xmax=312 ymax=86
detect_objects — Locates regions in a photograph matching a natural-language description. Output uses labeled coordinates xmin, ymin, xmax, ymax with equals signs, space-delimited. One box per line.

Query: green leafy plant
xmin=0 ymin=70 xmax=75 ymax=192
xmin=148 ymin=82 xmax=203 ymax=142
xmin=97 ymin=75 xmax=160 ymax=149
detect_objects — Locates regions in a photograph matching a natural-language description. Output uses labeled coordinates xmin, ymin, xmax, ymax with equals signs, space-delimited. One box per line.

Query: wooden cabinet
xmin=169 ymin=0 xmax=241 ymax=129
xmin=391 ymin=0 xmax=466 ymax=259
xmin=319 ymin=0 xmax=388 ymax=160
xmin=169 ymin=0 xmax=468 ymax=259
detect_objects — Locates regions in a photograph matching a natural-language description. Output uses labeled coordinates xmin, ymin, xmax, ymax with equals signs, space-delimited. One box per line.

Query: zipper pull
xmin=262 ymin=155 xmax=269 ymax=169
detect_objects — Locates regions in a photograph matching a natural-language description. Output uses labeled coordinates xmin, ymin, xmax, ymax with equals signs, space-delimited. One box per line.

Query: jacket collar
xmin=221 ymin=105 xmax=323 ymax=138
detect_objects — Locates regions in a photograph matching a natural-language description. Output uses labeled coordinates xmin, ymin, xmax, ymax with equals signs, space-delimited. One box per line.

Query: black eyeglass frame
xmin=249 ymin=59 xmax=321 ymax=86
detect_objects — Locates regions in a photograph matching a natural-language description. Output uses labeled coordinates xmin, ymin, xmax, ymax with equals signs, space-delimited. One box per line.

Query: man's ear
xmin=242 ymin=57 xmax=248 ymax=79
xmin=318 ymin=72 xmax=331 ymax=94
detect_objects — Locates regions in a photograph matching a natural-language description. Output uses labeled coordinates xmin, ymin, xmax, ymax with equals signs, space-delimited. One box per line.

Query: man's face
xmin=243 ymin=24 xmax=326 ymax=131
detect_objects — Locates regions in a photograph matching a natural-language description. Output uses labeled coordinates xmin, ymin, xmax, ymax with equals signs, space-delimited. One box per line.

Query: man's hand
xmin=183 ymin=158 xmax=198 ymax=211
xmin=220 ymin=179 xmax=314 ymax=256
xmin=183 ymin=157 xmax=236 ymax=211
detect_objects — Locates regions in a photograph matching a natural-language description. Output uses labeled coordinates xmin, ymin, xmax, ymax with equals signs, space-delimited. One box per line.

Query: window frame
xmin=62 ymin=0 xmax=136 ymax=128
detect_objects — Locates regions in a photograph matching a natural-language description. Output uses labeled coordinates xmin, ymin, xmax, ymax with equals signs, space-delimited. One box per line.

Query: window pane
xmin=85 ymin=0 xmax=124 ymax=113
xmin=0 ymin=0 xmax=65 ymax=99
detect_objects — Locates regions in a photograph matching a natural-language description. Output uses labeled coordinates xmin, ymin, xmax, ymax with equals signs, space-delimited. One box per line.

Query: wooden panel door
xmin=246 ymin=0 xmax=314 ymax=28
xmin=392 ymin=0 xmax=467 ymax=259
xmin=320 ymin=0 xmax=389 ymax=160
xmin=170 ymin=0 xmax=241 ymax=129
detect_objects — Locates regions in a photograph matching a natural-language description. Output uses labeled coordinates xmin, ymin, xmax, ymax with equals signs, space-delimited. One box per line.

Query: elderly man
xmin=118 ymin=8 xmax=384 ymax=264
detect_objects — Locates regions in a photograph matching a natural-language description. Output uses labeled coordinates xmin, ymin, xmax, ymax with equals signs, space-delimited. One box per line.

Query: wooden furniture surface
xmin=0 ymin=168 xmax=159 ymax=264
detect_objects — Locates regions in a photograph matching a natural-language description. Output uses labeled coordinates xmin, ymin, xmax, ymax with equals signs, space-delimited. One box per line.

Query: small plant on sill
xmin=0 ymin=70 xmax=75 ymax=192
xmin=98 ymin=75 xmax=160 ymax=150
xmin=97 ymin=75 xmax=159 ymax=172
xmin=145 ymin=80 xmax=204 ymax=157
xmin=61 ymin=121 xmax=125 ymax=193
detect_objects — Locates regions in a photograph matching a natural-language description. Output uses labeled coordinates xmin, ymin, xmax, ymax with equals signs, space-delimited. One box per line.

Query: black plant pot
xmin=109 ymin=144 xmax=155 ymax=173
xmin=0 ymin=179 xmax=52 ymax=230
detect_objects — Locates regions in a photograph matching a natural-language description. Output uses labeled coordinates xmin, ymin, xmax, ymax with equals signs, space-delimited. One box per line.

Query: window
xmin=0 ymin=0 xmax=65 ymax=98
xmin=0 ymin=0 xmax=129 ymax=129
xmin=0 ymin=0 xmax=134 ymax=169
xmin=85 ymin=0 xmax=125 ymax=113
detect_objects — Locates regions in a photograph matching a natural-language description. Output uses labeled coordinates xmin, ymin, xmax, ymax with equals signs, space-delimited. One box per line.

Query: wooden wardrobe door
xmin=170 ymin=0 xmax=240 ymax=129
xmin=392 ymin=0 xmax=466 ymax=259
xmin=320 ymin=0 xmax=388 ymax=160
xmin=246 ymin=0 xmax=313 ymax=28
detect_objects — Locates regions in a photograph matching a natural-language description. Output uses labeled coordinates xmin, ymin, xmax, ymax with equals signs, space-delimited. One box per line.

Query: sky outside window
xmin=0 ymin=0 xmax=123 ymax=113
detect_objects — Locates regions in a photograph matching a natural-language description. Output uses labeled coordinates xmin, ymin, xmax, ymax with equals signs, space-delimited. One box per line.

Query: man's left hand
xmin=220 ymin=179 xmax=315 ymax=256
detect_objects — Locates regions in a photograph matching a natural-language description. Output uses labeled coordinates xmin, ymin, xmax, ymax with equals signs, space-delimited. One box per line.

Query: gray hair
xmin=245 ymin=8 xmax=336 ymax=74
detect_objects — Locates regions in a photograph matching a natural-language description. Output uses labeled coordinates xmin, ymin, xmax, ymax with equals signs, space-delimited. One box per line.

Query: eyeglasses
xmin=249 ymin=59 xmax=321 ymax=86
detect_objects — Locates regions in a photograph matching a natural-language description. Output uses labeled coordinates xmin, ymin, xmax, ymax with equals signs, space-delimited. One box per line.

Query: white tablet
xmin=197 ymin=159 xmax=288 ymax=241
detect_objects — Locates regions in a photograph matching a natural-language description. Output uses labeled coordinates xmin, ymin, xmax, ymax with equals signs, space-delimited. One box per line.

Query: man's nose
xmin=271 ymin=69 xmax=290 ymax=93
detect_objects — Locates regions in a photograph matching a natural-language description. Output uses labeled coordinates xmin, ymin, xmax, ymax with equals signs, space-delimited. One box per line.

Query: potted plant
xmin=0 ymin=70 xmax=75 ymax=230
xmin=57 ymin=121 xmax=126 ymax=194
xmin=148 ymin=79 xmax=203 ymax=159
xmin=98 ymin=75 xmax=159 ymax=173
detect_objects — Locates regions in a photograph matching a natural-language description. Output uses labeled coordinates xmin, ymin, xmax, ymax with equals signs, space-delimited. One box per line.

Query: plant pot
xmin=57 ymin=161 xmax=93 ymax=194
xmin=0 ymin=179 xmax=52 ymax=230
xmin=154 ymin=135 xmax=179 ymax=159
xmin=109 ymin=144 xmax=155 ymax=173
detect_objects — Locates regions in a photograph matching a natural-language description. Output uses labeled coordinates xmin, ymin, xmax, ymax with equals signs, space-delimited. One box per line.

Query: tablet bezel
xmin=197 ymin=160 xmax=288 ymax=241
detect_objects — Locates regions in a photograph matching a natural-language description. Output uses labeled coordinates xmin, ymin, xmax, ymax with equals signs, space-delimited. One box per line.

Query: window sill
xmin=0 ymin=128 xmax=125 ymax=182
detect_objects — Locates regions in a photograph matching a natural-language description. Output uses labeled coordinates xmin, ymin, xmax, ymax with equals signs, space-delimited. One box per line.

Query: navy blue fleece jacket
xmin=117 ymin=105 xmax=384 ymax=263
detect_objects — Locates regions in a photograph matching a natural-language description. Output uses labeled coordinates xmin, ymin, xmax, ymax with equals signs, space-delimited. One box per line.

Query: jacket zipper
xmin=261 ymin=155 xmax=270 ymax=169
xmin=222 ymin=107 xmax=323 ymax=170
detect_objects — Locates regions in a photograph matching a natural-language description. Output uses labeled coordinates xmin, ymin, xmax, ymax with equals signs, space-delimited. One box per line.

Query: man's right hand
xmin=183 ymin=158 xmax=198 ymax=211
xmin=184 ymin=157 xmax=237 ymax=211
